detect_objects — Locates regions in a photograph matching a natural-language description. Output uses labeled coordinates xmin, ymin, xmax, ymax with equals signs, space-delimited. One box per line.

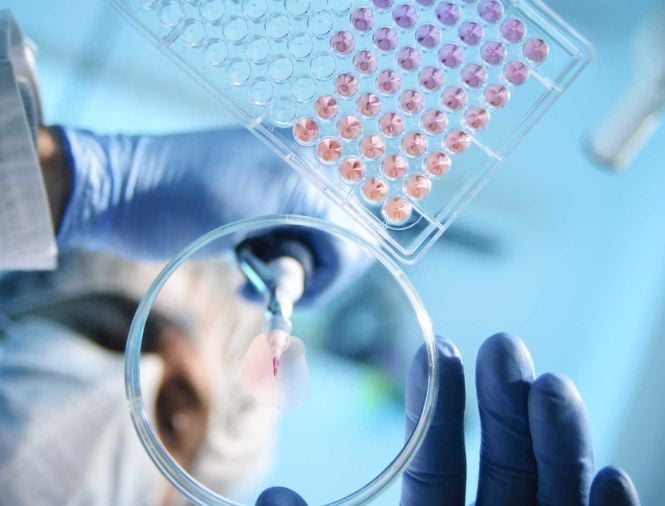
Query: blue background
xmin=4 ymin=0 xmax=665 ymax=503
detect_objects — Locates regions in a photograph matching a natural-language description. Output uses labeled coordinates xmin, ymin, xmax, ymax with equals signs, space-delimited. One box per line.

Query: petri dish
xmin=125 ymin=215 xmax=438 ymax=505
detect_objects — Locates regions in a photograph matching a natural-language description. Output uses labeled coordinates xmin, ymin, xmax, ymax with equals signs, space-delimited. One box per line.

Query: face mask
xmin=0 ymin=316 xmax=165 ymax=506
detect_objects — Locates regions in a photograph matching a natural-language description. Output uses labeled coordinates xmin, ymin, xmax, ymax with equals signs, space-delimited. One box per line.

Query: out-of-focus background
xmin=3 ymin=0 xmax=665 ymax=503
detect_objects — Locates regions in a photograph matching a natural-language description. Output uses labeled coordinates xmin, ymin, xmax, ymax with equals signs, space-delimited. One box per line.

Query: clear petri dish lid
xmin=126 ymin=215 xmax=438 ymax=505
xmin=107 ymin=0 xmax=591 ymax=263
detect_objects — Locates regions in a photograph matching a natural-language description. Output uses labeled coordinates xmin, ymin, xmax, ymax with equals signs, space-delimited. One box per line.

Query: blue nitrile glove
xmin=255 ymin=487 xmax=307 ymax=506
xmin=402 ymin=333 xmax=641 ymax=506
xmin=55 ymin=126 xmax=366 ymax=303
xmin=252 ymin=333 xmax=640 ymax=505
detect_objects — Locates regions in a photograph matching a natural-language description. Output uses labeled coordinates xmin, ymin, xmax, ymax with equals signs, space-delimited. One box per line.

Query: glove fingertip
xmin=255 ymin=487 xmax=308 ymax=506
xmin=476 ymin=332 xmax=535 ymax=395
xmin=590 ymin=466 xmax=640 ymax=506
xmin=406 ymin=336 xmax=464 ymax=420
xmin=528 ymin=372 xmax=586 ymax=423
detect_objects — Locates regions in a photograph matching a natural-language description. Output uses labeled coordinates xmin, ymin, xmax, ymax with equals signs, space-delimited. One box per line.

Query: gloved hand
xmin=253 ymin=333 xmax=640 ymax=505
xmin=55 ymin=126 xmax=366 ymax=303
xmin=402 ymin=333 xmax=641 ymax=506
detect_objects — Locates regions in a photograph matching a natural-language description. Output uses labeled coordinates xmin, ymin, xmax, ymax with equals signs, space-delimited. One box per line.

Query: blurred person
xmin=0 ymin=250 xmax=279 ymax=505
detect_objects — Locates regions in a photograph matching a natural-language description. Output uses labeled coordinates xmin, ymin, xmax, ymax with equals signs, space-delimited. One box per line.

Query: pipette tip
xmin=272 ymin=356 xmax=280 ymax=377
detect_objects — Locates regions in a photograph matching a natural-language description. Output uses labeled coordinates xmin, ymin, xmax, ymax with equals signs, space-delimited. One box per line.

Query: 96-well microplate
xmin=109 ymin=0 xmax=591 ymax=262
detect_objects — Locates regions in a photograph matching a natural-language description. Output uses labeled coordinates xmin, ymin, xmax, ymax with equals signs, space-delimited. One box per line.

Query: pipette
xmin=237 ymin=240 xmax=310 ymax=409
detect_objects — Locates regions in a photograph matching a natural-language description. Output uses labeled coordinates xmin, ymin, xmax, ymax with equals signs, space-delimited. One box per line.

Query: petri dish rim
xmin=125 ymin=214 xmax=439 ymax=506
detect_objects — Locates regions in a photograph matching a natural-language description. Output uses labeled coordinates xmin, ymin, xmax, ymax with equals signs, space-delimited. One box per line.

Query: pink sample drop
xmin=464 ymin=106 xmax=490 ymax=130
xmin=354 ymin=50 xmax=378 ymax=74
xmin=477 ymin=0 xmax=504 ymax=23
xmin=314 ymin=95 xmax=339 ymax=119
xmin=359 ymin=135 xmax=386 ymax=159
xmin=330 ymin=30 xmax=355 ymax=55
xmin=381 ymin=154 xmax=408 ymax=179
xmin=435 ymin=2 xmax=460 ymax=27
xmin=377 ymin=69 xmax=401 ymax=94
xmin=501 ymin=18 xmax=526 ymax=43
xmin=481 ymin=41 xmax=507 ymax=66
xmin=339 ymin=156 xmax=365 ymax=182
xmin=362 ymin=177 xmax=389 ymax=202
xmin=374 ymin=26 xmax=399 ymax=51
xmin=317 ymin=136 xmax=342 ymax=163
xmin=504 ymin=60 xmax=529 ymax=85
xmin=379 ymin=112 xmax=405 ymax=137
xmin=337 ymin=115 xmax=362 ymax=140
xmin=461 ymin=63 xmax=488 ymax=89
xmin=419 ymin=66 xmax=444 ymax=92
xmin=441 ymin=86 xmax=468 ymax=111
xmin=424 ymin=151 xmax=451 ymax=177
xmin=523 ymin=38 xmax=549 ymax=63
xmin=484 ymin=83 xmax=510 ymax=107
xmin=415 ymin=24 xmax=440 ymax=49
xmin=401 ymin=132 xmax=428 ymax=157
xmin=444 ymin=129 xmax=471 ymax=154
xmin=393 ymin=3 xmax=418 ymax=29
xmin=293 ymin=117 xmax=319 ymax=144
xmin=458 ymin=21 xmax=484 ymax=46
xmin=357 ymin=92 xmax=382 ymax=117
xmin=399 ymin=89 xmax=424 ymax=114
xmin=404 ymin=174 xmax=432 ymax=200
xmin=397 ymin=46 xmax=421 ymax=71
xmin=350 ymin=7 xmax=374 ymax=32
xmin=438 ymin=43 xmax=465 ymax=69
xmin=334 ymin=72 xmax=359 ymax=97
xmin=421 ymin=109 xmax=448 ymax=134
xmin=382 ymin=196 xmax=412 ymax=224
xmin=240 ymin=331 xmax=309 ymax=410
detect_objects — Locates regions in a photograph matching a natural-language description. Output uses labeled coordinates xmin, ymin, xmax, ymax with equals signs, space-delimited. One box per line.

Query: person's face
xmin=154 ymin=325 xmax=211 ymax=469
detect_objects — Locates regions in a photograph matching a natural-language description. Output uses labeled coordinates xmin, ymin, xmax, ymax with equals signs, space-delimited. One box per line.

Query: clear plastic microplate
xmin=108 ymin=0 xmax=591 ymax=262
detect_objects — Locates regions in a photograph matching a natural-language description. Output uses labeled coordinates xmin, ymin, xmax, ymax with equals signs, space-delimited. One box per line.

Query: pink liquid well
xmin=445 ymin=129 xmax=471 ymax=154
xmin=441 ymin=86 xmax=468 ymax=111
xmin=351 ymin=7 xmax=374 ymax=32
xmin=523 ymin=38 xmax=549 ymax=63
xmin=461 ymin=63 xmax=488 ymax=89
xmin=317 ymin=137 xmax=342 ymax=163
xmin=362 ymin=177 xmax=389 ymax=202
xmin=293 ymin=117 xmax=319 ymax=144
xmin=399 ymin=89 xmax=424 ymax=115
xmin=419 ymin=66 xmax=444 ymax=92
xmin=314 ymin=95 xmax=339 ymax=120
xmin=464 ymin=106 xmax=490 ymax=130
xmin=383 ymin=196 xmax=413 ymax=224
xmin=357 ymin=92 xmax=382 ymax=117
xmin=379 ymin=112 xmax=404 ymax=137
xmin=377 ymin=69 xmax=401 ymax=94
xmin=504 ymin=60 xmax=529 ymax=85
xmin=359 ymin=135 xmax=386 ymax=159
xmin=381 ymin=154 xmax=408 ymax=179
xmin=424 ymin=151 xmax=451 ymax=177
xmin=484 ymin=83 xmax=510 ymax=108
xmin=421 ymin=109 xmax=447 ymax=135
xmin=337 ymin=115 xmax=362 ymax=140
xmin=481 ymin=41 xmax=507 ymax=66
xmin=339 ymin=156 xmax=365 ymax=182
xmin=353 ymin=50 xmax=378 ymax=74
xmin=402 ymin=132 xmax=428 ymax=157
xmin=404 ymin=174 xmax=432 ymax=200
xmin=330 ymin=30 xmax=355 ymax=55
xmin=334 ymin=72 xmax=359 ymax=97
